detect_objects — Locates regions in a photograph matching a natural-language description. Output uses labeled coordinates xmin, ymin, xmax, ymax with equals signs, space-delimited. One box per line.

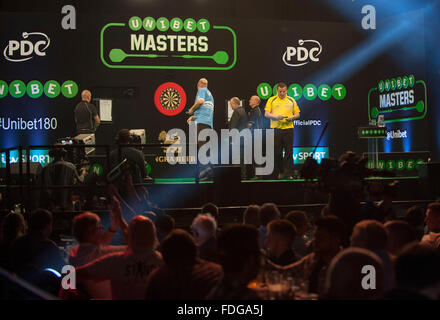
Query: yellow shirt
xmin=264 ymin=95 xmax=300 ymax=129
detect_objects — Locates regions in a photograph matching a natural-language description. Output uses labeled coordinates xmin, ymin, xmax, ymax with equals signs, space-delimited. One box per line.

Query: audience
xmin=420 ymin=202 xmax=440 ymax=250
xmin=201 ymin=202 xmax=219 ymax=222
xmin=323 ymin=247 xmax=384 ymax=300
xmin=243 ymin=204 xmax=260 ymax=228
xmin=207 ymin=224 xmax=261 ymax=300
xmin=145 ymin=229 xmax=222 ymax=299
xmin=384 ymin=220 xmax=417 ymax=256
xmin=191 ymin=214 xmax=218 ymax=262
xmin=265 ymin=219 xmax=297 ymax=266
xmin=285 ymin=210 xmax=310 ymax=259
xmin=258 ymin=203 xmax=281 ymax=250
xmin=350 ymin=220 xmax=395 ymax=292
xmin=75 ymin=216 xmax=163 ymax=300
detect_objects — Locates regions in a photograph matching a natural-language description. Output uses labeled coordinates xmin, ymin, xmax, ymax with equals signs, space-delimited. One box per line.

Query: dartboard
xmin=154 ymin=82 xmax=187 ymax=116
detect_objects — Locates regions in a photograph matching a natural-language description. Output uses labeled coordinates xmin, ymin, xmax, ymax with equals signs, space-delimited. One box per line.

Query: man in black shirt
xmin=247 ymin=95 xmax=262 ymax=130
xmin=228 ymin=97 xmax=248 ymax=179
xmin=74 ymin=90 xmax=100 ymax=134
xmin=247 ymin=95 xmax=262 ymax=179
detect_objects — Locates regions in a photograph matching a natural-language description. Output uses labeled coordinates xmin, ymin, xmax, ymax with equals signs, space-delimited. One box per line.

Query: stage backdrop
xmin=0 ymin=3 xmax=431 ymax=173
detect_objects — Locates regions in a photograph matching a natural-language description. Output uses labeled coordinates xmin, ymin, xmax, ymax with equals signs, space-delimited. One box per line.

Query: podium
xmin=357 ymin=125 xmax=387 ymax=169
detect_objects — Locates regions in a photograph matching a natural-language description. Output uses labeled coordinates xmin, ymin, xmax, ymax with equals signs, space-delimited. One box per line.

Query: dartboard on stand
xmin=154 ymin=82 xmax=187 ymax=116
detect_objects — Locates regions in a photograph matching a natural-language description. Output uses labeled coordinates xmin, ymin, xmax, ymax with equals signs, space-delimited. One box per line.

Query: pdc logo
xmin=3 ymin=32 xmax=50 ymax=62
xmin=282 ymin=39 xmax=322 ymax=67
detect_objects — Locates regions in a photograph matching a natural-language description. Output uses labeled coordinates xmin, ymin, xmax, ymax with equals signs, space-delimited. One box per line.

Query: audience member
xmin=283 ymin=216 xmax=345 ymax=295
xmin=265 ymin=219 xmax=297 ymax=266
xmin=201 ymin=202 xmax=219 ymax=222
xmin=258 ymin=203 xmax=281 ymax=249
xmin=385 ymin=243 xmax=440 ymax=300
xmin=75 ymin=216 xmax=163 ymax=300
xmin=350 ymin=220 xmax=395 ymax=292
xmin=420 ymin=202 xmax=440 ymax=250
xmin=285 ymin=210 xmax=310 ymax=258
xmin=145 ymin=229 xmax=222 ymax=299
xmin=0 ymin=212 xmax=26 ymax=271
xmin=207 ymin=224 xmax=261 ymax=300
xmin=11 ymin=209 xmax=65 ymax=282
xmin=384 ymin=220 xmax=417 ymax=256
xmin=323 ymin=247 xmax=384 ymax=300
xmin=155 ymin=214 xmax=175 ymax=246
xmin=404 ymin=205 xmax=426 ymax=240
xmin=191 ymin=214 xmax=218 ymax=262
xmin=243 ymin=205 xmax=260 ymax=228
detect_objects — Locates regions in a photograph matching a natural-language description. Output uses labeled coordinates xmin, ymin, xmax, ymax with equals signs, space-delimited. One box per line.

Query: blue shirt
xmin=193 ymin=87 xmax=214 ymax=128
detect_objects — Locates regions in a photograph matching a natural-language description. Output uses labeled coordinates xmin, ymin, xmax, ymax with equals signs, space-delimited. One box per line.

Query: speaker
xmin=418 ymin=162 xmax=440 ymax=200
xmin=213 ymin=165 xmax=241 ymax=185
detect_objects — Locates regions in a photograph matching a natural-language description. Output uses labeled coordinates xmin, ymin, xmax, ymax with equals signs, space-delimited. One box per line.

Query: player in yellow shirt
xmin=264 ymin=82 xmax=300 ymax=179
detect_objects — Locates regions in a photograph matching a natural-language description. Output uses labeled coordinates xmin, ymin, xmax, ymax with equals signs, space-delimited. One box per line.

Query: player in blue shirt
xmin=187 ymin=78 xmax=215 ymax=180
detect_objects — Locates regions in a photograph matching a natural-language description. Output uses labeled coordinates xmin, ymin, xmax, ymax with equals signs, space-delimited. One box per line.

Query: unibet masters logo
xmin=101 ymin=16 xmax=237 ymax=70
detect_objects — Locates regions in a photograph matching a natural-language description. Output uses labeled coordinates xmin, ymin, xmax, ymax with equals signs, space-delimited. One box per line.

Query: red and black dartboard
xmin=154 ymin=82 xmax=187 ymax=116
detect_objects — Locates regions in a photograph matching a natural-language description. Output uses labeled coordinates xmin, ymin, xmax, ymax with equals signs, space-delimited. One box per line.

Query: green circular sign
xmin=332 ymin=84 xmax=346 ymax=100
xmin=408 ymin=74 xmax=415 ymax=87
xmin=90 ymin=163 xmax=103 ymax=177
xmin=197 ymin=19 xmax=210 ymax=33
xmin=366 ymin=161 xmax=375 ymax=169
xmin=378 ymin=80 xmax=385 ymax=93
xmin=272 ymin=84 xmax=279 ymax=96
xmin=146 ymin=163 xmax=151 ymax=176
xmin=318 ymin=84 xmax=332 ymax=101
xmin=385 ymin=79 xmax=391 ymax=92
xmin=402 ymin=76 xmax=409 ymax=89
xmin=396 ymin=159 xmax=405 ymax=171
xmin=288 ymin=84 xmax=302 ymax=100
xmin=44 ymin=80 xmax=61 ymax=98
xmin=9 ymin=80 xmax=26 ymax=98
xmin=0 ymin=80 xmax=9 ymax=98
xmin=170 ymin=17 xmax=183 ymax=32
xmin=128 ymin=16 xmax=142 ymax=31
xmin=406 ymin=159 xmax=415 ymax=171
xmin=143 ymin=17 xmax=156 ymax=31
xmin=390 ymin=78 xmax=396 ymax=90
xmin=386 ymin=160 xmax=396 ymax=171
xmin=303 ymin=84 xmax=317 ymax=100
xmin=184 ymin=18 xmax=197 ymax=32
xmin=157 ymin=17 xmax=170 ymax=31
xmin=257 ymin=83 xmax=272 ymax=100
xmin=26 ymin=80 xmax=43 ymax=98
xmin=396 ymin=77 xmax=402 ymax=89
xmin=371 ymin=107 xmax=379 ymax=119
xmin=61 ymin=80 xmax=78 ymax=98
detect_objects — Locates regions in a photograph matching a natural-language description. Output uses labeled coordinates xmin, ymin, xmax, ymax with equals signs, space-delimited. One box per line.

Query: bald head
xmin=249 ymin=95 xmax=261 ymax=108
xmin=197 ymin=78 xmax=208 ymax=89
xmin=81 ymin=90 xmax=91 ymax=102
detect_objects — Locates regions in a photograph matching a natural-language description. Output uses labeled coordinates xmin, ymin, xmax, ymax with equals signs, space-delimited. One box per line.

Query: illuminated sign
xmin=257 ymin=82 xmax=346 ymax=101
xmin=368 ymin=75 xmax=427 ymax=123
xmin=100 ymin=16 xmax=237 ymax=70
xmin=0 ymin=80 xmax=78 ymax=99
xmin=0 ymin=149 xmax=50 ymax=168
xmin=292 ymin=147 xmax=329 ymax=164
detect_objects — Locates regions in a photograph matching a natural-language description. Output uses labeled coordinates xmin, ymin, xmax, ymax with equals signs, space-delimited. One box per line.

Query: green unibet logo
xmin=129 ymin=16 xmax=210 ymax=33
xmin=0 ymin=80 xmax=78 ymax=99
xmin=368 ymin=159 xmax=422 ymax=171
xmin=90 ymin=163 xmax=103 ymax=177
xmin=257 ymin=83 xmax=346 ymax=101
xmin=378 ymin=75 xmax=415 ymax=92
